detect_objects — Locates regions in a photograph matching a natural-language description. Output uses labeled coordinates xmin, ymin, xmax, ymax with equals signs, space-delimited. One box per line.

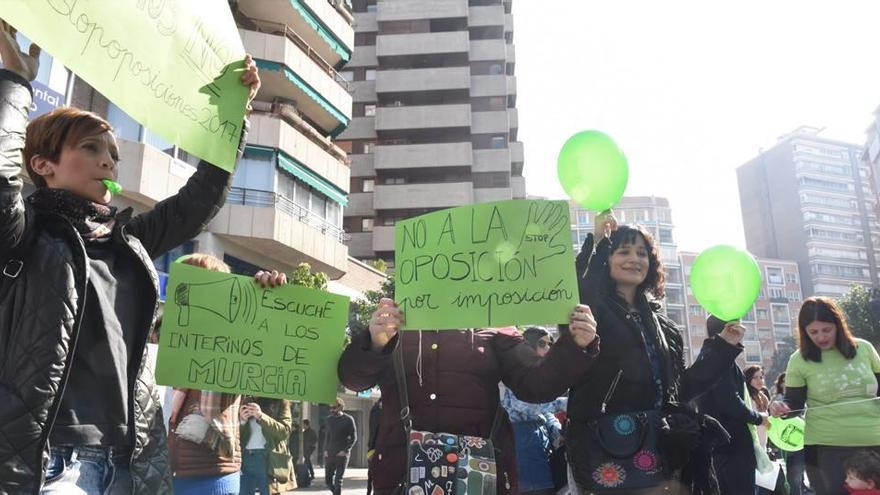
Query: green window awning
xmin=255 ymin=59 xmax=349 ymax=127
xmin=277 ymin=150 xmax=349 ymax=206
xmin=288 ymin=0 xmax=351 ymax=62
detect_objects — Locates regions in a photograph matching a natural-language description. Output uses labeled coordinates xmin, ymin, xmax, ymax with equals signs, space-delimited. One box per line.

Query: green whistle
xmin=102 ymin=179 xmax=123 ymax=195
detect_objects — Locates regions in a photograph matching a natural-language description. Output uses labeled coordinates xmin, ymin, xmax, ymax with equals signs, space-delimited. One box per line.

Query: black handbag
xmin=568 ymin=409 xmax=666 ymax=492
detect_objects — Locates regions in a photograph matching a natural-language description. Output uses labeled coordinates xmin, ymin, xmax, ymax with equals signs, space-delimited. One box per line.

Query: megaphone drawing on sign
xmin=175 ymin=277 xmax=258 ymax=327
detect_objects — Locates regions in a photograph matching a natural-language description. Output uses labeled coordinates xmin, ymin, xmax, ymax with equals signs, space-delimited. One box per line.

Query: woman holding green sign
xmin=339 ymin=297 xmax=600 ymax=495
xmin=0 ymin=20 xmax=261 ymax=494
xmin=565 ymin=211 xmax=746 ymax=494
xmin=770 ymin=297 xmax=880 ymax=495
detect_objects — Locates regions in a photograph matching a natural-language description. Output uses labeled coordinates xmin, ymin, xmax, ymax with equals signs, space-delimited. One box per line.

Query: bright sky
xmin=516 ymin=0 xmax=880 ymax=253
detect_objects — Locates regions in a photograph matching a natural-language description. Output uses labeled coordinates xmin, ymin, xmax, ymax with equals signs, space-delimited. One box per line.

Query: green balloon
xmin=689 ymin=245 xmax=762 ymax=321
xmin=557 ymin=130 xmax=629 ymax=212
xmin=767 ymin=416 xmax=805 ymax=452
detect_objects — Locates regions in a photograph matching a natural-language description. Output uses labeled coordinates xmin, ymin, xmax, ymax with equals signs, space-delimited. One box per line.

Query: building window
xmin=364 ymin=104 xmax=376 ymax=117
xmin=361 ymin=218 xmax=374 ymax=232
xmin=757 ymin=308 xmax=769 ymax=321
xmin=787 ymin=291 xmax=801 ymax=302
xmin=786 ymin=272 xmax=798 ymax=284
xmin=362 ymin=179 xmax=375 ymax=192
xmin=666 ymin=287 xmax=683 ymax=305
xmin=768 ymin=287 xmax=785 ymax=300
xmin=771 ymin=303 xmax=790 ymax=325
xmin=744 ymin=342 xmax=762 ymax=364
xmin=473 ymin=172 xmax=510 ymax=188
xmin=365 ymin=69 xmax=376 ymax=81
xmin=666 ymin=308 xmax=685 ymax=326
xmin=339 ymin=70 xmax=354 ymax=82
xmin=384 ymin=177 xmax=405 ymax=185
xmin=744 ymin=324 xmax=758 ymax=342
xmin=689 ymin=305 xmax=704 ymax=317
xmin=690 ymin=324 xmax=706 ymax=337
xmin=658 ymin=228 xmax=674 ymax=244
xmin=766 ymin=267 xmax=784 ymax=285
xmin=490 ymin=136 xmax=507 ymax=149
xmin=363 ymin=142 xmax=375 ymax=154
xmin=742 ymin=308 xmax=756 ymax=322
xmin=774 ymin=325 xmax=793 ymax=340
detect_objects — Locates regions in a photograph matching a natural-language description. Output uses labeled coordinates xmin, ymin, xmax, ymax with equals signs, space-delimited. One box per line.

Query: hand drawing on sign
xmin=174 ymin=276 xmax=258 ymax=326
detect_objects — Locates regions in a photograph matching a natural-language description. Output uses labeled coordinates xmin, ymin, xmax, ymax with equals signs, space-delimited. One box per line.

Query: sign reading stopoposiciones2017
xmin=4 ymin=0 xmax=249 ymax=171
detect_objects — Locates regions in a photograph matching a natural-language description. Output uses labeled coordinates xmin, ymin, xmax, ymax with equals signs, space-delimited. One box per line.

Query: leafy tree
xmin=767 ymin=336 xmax=796 ymax=389
xmin=837 ymin=284 xmax=880 ymax=348
xmin=289 ymin=262 xmax=328 ymax=290
xmin=370 ymin=258 xmax=388 ymax=273
xmin=349 ymin=277 xmax=394 ymax=336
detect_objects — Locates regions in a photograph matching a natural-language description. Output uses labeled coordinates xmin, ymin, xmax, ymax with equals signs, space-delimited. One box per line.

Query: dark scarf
xmin=28 ymin=188 xmax=118 ymax=240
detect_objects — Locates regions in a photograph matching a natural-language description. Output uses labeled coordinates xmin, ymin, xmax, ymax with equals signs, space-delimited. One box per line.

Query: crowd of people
xmin=1 ymin=16 xmax=879 ymax=495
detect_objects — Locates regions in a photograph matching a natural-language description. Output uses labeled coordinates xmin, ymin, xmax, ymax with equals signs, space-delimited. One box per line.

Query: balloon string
xmin=784 ymin=396 xmax=880 ymax=415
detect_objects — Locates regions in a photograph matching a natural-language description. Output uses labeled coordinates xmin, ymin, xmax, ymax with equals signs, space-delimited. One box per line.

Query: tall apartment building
xmin=569 ymin=196 xmax=689 ymax=353
xmin=679 ymin=253 xmax=803 ymax=369
xmin=339 ymin=0 xmax=525 ymax=264
xmin=13 ymin=1 xmax=382 ymax=467
xmin=737 ymin=126 xmax=880 ymax=298
xmin=864 ymin=105 xmax=880 ymax=218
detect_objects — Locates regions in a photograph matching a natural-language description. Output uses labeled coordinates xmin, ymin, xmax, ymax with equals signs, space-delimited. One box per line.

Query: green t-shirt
xmin=786 ymin=338 xmax=880 ymax=446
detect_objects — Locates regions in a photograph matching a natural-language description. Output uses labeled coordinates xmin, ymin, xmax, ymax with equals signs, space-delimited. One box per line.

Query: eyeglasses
xmin=537 ymin=339 xmax=553 ymax=349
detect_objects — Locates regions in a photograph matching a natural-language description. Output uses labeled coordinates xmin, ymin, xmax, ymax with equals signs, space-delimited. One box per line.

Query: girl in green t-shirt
xmin=770 ymin=297 xmax=880 ymax=495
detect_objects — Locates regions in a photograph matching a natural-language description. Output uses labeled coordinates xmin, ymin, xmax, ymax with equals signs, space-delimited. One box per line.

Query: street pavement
xmin=283 ymin=467 xmax=368 ymax=494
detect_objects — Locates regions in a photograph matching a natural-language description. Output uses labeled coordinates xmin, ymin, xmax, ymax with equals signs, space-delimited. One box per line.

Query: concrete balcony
xmin=241 ymin=29 xmax=351 ymax=122
xmin=375 ymin=142 xmax=472 ymax=169
xmin=347 ymin=192 xmax=376 ymax=216
xmin=373 ymin=182 xmax=473 ymax=209
xmin=377 ymin=0 xmax=468 ymax=22
xmin=470 ymin=39 xmax=507 ymax=61
xmin=209 ymin=187 xmax=349 ymax=277
xmin=471 ymin=110 xmax=510 ymax=134
xmin=376 ymin=67 xmax=470 ymax=93
xmin=248 ymin=112 xmax=350 ymax=193
xmin=377 ymin=31 xmax=470 ymax=58
xmin=508 ymin=108 xmax=518 ymax=129
xmin=375 ymin=103 xmax=471 ymax=131
xmin=512 ymin=175 xmax=526 ymax=199
xmin=351 ymin=80 xmax=377 ymax=103
xmin=507 ymin=43 xmax=516 ymax=64
xmin=348 ymin=44 xmax=378 ymax=68
xmin=511 ymin=141 xmax=524 ymax=163
xmin=505 ymin=13 xmax=513 ymax=32
xmin=348 ymin=232 xmax=375 ymax=258
xmin=472 ymin=148 xmax=511 ymax=173
xmin=336 ymin=116 xmax=377 ymax=140
xmin=469 ymin=5 xmax=505 ymax=27
xmin=349 ymin=153 xmax=375 ymax=177
xmin=470 ymin=74 xmax=515 ymax=97
xmin=238 ymin=0 xmax=353 ymax=68
xmin=354 ymin=12 xmax=378 ymax=33
xmin=372 ymin=225 xmax=395 ymax=252
xmin=474 ymin=187 xmax=512 ymax=203
xmin=301 ymin=0 xmax=355 ymax=50
xmin=116 ymin=139 xmax=196 ymax=206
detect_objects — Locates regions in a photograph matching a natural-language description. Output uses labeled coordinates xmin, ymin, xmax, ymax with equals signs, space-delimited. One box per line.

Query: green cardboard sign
xmin=395 ymin=199 xmax=579 ymax=329
xmin=156 ymin=263 xmax=349 ymax=404
xmin=4 ymin=0 xmax=248 ymax=171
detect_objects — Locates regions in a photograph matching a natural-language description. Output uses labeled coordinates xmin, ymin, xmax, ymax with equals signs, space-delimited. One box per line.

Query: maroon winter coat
xmin=339 ymin=326 xmax=599 ymax=494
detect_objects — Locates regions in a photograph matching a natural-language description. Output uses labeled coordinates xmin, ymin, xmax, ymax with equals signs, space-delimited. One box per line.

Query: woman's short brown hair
xmin=179 ymin=253 xmax=230 ymax=273
xmin=797 ymin=296 xmax=858 ymax=362
xmin=23 ymin=107 xmax=114 ymax=188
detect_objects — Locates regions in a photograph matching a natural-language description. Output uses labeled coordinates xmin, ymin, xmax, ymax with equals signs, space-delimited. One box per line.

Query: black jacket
xmin=696 ymin=354 xmax=762 ymax=459
xmin=325 ymin=413 xmax=357 ymax=455
xmin=566 ymin=233 xmax=742 ymax=491
xmin=567 ymin=233 xmax=742 ymax=421
xmin=0 ymin=69 xmax=237 ymax=494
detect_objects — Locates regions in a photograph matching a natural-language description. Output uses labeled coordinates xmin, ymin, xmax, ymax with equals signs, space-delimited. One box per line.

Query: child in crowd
xmin=845 ymin=450 xmax=880 ymax=494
